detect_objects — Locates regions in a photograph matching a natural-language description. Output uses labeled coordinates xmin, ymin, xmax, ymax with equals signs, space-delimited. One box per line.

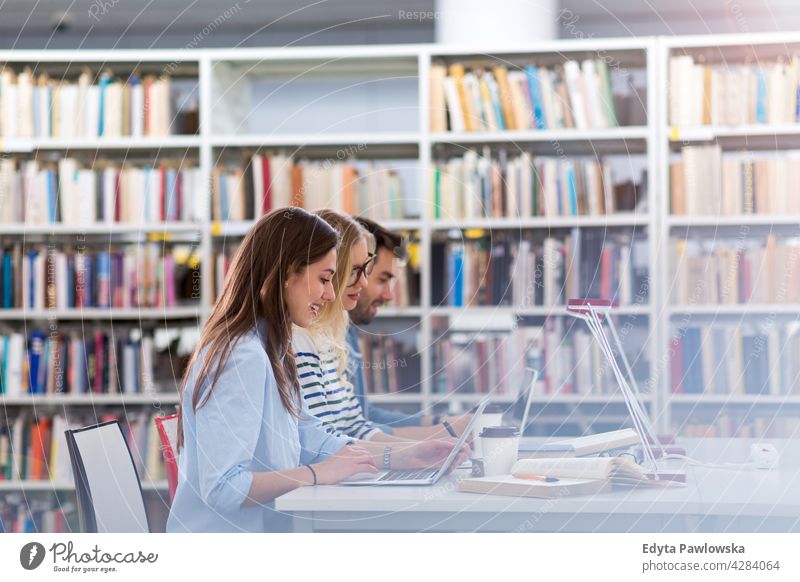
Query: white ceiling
xmin=0 ymin=0 xmax=798 ymax=46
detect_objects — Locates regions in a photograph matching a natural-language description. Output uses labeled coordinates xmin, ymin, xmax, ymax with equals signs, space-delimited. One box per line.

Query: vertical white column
xmin=199 ymin=55 xmax=214 ymax=324
xmin=418 ymin=48 xmax=434 ymax=416
xmin=435 ymin=0 xmax=558 ymax=45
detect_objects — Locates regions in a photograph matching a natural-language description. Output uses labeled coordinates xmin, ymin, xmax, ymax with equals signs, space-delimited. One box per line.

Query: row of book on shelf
xmin=212 ymin=155 xmax=412 ymax=222
xmin=0 ymin=328 xmax=160 ymax=396
xmin=671 ymin=145 xmax=800 ymax=216
xmin=432 ymin=230 xmax=649 ymax=308
xmin=429 ymin=59 xmax=638 ymax=132
xmin=669 ymin=54 xmax=800 ymax=127
xmin=679 ymin=415 xmax=800 ymax=439
xmin=671 ymin=324 xmax=800 ymax=396
xmin=672 ymin=235 xmax=800 ymax=305
xmin=0 ymin=158 xmax=205 ymax=225
xmin=0 ymin=496 xmax=76 ymax=533
xmin=0 ymin=68 xmax=178 ymax=139
xmin=0 ymin=243 xmax=198 ymax=310
xmin=432 ymin=317 xmax=648 ymax=396
xmin=431 ymin=151 xmax=643 ymax=220
xmin=0 ymin=411 xmax=170 ymax=486
xmin=211 ymin=245 xmax=420 ymax=307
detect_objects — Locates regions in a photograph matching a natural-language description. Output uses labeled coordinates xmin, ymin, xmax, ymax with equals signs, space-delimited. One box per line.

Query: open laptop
xmin=341 ymin=397 xmax=490 ymax=486
xmin=509 ymin=367 xmax=539 ymax=437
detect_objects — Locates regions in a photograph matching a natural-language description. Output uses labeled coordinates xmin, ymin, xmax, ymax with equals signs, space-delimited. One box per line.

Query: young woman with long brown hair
xmin=167 ymin=208 xmax=377 ymax=533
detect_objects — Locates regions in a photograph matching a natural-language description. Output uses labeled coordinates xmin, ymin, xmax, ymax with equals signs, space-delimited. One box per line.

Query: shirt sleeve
xmin=193 ymin=338 xmax=266 ymax=513
xmin=295 ymin=328 xmax=382 ymax=441
xmin=297 ymin=410 xmax=353 ymax=464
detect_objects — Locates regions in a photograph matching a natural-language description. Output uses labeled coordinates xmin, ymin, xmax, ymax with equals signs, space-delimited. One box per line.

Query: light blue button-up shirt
xmin=167 ymin=322 xmax=351 ymax=533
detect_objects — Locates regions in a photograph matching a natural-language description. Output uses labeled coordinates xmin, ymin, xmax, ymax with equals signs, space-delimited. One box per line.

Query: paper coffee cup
xmin=471 ymin=404 xmax=505 ymax=459
xmin=479 ymin=426 xmax=521 ymax=477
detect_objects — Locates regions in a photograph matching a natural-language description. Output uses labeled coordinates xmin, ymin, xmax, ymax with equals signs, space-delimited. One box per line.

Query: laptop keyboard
xmin=379 ymin=469 xmax=438 ymax=481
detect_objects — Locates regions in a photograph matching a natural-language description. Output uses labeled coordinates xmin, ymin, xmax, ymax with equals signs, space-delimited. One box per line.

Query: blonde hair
xmin=309 ymin=210 xmax=374 ymax=380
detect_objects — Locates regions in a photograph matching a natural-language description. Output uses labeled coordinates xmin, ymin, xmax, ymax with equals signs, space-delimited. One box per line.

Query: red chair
xmin=154 ymin=414 xmax=179 ymax=503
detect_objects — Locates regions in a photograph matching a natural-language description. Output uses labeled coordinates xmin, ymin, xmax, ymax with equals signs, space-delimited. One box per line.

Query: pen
xmin=442 ymin=420 xmax=458 ymax=438
xmin=512 ymin=473 xmax=559 ymax=482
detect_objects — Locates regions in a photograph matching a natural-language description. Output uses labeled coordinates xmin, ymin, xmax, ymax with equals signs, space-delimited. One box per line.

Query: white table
xmin=274 ymin=438 xmax=800 ymax=532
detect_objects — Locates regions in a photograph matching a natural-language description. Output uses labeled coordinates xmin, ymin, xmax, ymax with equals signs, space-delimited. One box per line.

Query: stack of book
xmin=671 ymin=235 xmax=800 ymax=305
xmin=670 ymin=323 xmax=800 ymax=396
xmin=0 ymin=68 xmax=176 ymax=138
xmin=430 ymin=59 xmax=630 ymax=132
xmin=211 ymin=155 xmax=411 ymax=221
xmin=432 ymin=231 xmax=649 ymax=308
xmin=670 ymin=145 xmax=800 ymax=215
xmin=356 ymin=334 xmax=421 ymax=395
xmin=669 ymin=54 xmax=800 ymax=126
xmin=0 ymin=243 xmax=198 ymax=310
xmin=0 ymin=158 xmax=205 ymax=225
xmin=0 ymin=328 xmax=160 ymax=396
xmin=0 ymin=411 xmax=168 ymax=483
xmin=432 ymin=151 xmax=644 ymax=219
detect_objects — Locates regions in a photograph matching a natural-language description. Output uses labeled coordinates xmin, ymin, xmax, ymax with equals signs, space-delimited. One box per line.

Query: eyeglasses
xmin=346 ymin=253 xmax=376 ymax=286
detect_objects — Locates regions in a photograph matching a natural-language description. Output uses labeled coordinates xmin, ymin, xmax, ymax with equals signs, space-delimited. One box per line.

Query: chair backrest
xmin=154 ymin=414 xmax=179 ymax=503
xmin=65 ymin=420 xmax=150 ymax=533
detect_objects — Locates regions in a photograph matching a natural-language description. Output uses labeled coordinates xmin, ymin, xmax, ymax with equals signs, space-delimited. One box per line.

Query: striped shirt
xmin=293 ymin=327 xmax=380 ymax=440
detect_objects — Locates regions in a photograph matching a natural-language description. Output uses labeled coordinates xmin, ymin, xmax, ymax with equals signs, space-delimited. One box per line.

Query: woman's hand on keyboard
xmin=314 ymin=445 xmax=378 ymax=485
xmin=391 ymin=439 xmax=469 ymax=471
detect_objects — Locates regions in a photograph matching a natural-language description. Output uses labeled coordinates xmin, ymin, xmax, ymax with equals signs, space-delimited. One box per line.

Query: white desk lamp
xmin=566 ymin=298 xmax=670 ymax=479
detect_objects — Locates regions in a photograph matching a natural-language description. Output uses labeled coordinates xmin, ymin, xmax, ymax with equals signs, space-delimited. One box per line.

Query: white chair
xmin=65 ymin=420 xmax=150 ymax=533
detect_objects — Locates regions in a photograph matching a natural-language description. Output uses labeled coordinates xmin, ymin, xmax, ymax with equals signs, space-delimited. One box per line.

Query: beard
xmin=350 ymin=299 xmax=381 ymax=325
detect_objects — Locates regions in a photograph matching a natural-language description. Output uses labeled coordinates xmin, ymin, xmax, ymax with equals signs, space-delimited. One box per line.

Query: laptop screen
xmin=433 ymin=397 xmax=490 ymax=476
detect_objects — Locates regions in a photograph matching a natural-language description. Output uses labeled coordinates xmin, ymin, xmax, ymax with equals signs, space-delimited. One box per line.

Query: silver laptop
xmin=513 ymin=367 xmax=539 ymax=436
xmin=340 ymin=398 xmax=490 ymax=486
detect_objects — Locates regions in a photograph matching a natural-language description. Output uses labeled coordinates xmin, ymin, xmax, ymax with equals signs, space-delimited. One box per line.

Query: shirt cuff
xmin=204 ymin=467 xmax=254 ymax=513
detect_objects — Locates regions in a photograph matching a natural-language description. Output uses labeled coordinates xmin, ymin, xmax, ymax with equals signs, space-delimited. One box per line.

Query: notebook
xmin=517 ymin=428 xmax=641 ymax=459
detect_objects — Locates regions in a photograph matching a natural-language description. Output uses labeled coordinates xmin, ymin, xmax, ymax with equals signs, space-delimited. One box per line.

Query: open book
xmin=512 ymin=457 xmax=677 ymax=485
xmin=458 ymin=457 xmax=684 ymax=499
xmin=517 ymin=428 xmax=641 ymax=459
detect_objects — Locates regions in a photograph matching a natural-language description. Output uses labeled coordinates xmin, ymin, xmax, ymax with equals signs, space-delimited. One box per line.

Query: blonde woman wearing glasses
xmin=292 ymin=210 xmax=467 ymax=470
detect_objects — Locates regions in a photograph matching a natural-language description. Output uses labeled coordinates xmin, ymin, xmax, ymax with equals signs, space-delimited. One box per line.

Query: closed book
xmin=459 ymin=474 xmax=606 ymax=499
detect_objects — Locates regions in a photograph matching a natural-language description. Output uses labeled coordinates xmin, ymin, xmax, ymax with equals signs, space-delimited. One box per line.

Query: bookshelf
xmin=426 ymin=38 xmax=656 ymax=436
xmin=5 ymin=34 xmax=800 ymax=530
xmin=0 ymin=41 xmax=659 ymax=521
xmin=660 ymin=32 xmax=800 ymax=438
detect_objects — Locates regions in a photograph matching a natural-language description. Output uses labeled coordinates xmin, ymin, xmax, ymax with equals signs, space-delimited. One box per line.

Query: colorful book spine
xmin=211 ymin=156 xmax=414 ymax=221
xmin=0 ymin=243 xmax=197 ymax=310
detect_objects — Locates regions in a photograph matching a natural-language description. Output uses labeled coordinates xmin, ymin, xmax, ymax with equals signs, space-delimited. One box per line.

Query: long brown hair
xmin=177 ymin=207 xmax=338 ymax=450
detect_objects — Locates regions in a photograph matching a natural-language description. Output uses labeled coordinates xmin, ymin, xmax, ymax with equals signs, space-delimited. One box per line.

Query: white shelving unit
xmin=0 ymin=39 xmax=659 ymax=432
xmin=658 ymin=33 xmax=800 ymax=436
xmin=424 ymin=39 xmax=657 ymax=425
xmin=6 ymin=35 xmax=800 ymax=514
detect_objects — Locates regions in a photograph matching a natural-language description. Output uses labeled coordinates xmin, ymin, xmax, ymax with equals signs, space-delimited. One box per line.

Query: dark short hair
xmin=354 ymin=216 xmax=407 ymax=262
